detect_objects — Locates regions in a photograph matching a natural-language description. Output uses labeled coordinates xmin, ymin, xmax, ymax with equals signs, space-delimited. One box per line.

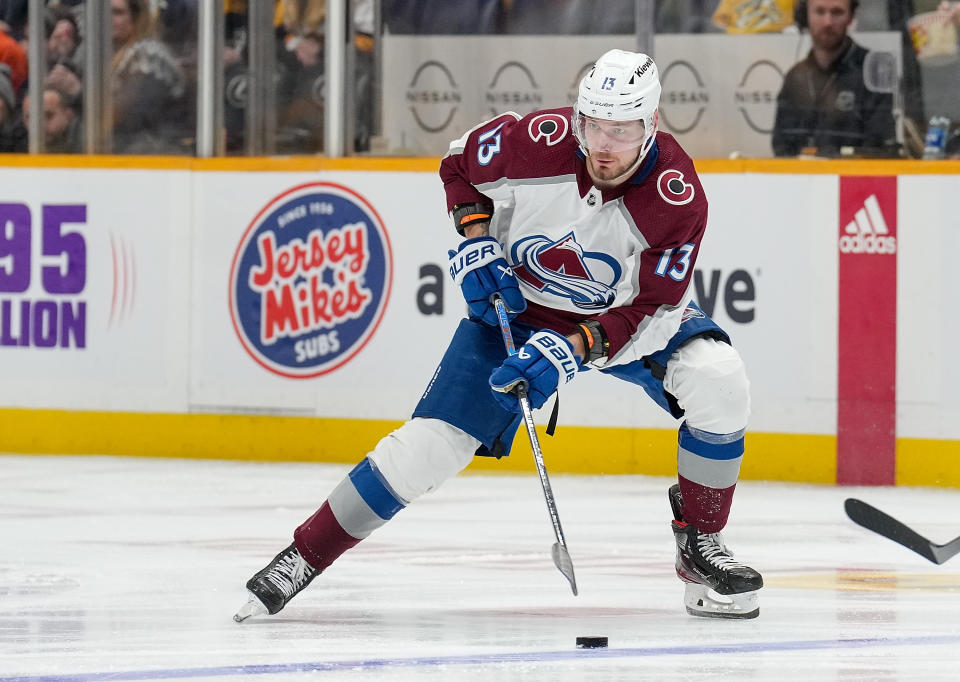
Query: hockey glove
xmin=448 ymin=236 xmax=526 ymax=327
xmin=489 ymin=331 xmax=579 ymax=412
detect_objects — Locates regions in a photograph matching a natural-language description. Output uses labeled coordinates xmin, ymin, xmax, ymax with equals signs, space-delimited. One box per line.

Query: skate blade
xmin=233 ymin=593 xmax=269 ymax=622
xmin=683 ymin=583 xmax=759 ymax=619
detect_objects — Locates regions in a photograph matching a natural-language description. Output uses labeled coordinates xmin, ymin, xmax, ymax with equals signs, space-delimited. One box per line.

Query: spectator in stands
xmin=0 ymin=0 xmax=26 ymax=41
xmin=499 ymin=0 xmax=632 ymax=34
xmin=273 ymin=0 xmax=325 ymax=153
xmin=46 ymin=5 xmax=81 ymax=69
xmin=933 ymin=0 xmax=960 ymax=31
xmin=272 ymin=0 xmax=375 ymax=153
xmin=23 ymin=83 xmax=82 ymax=153
xmin=656 ymin=0 xmax=722 ymax=33
xmin=772 ymin=0 xmax=897 ymax=157
xmin=47 ymin=61 xmax=82 ymax=103
xmin=110 ymin=0 xmax=191 ymax=154
xmin=381 ymin=0 xmax=501 ymax=34
xmin=157 ymin=0 xmax=199 ymax=151
xmin=0 ymin=17 xmax=25 ymax=95
xmin=0 ymin=61 xmax=25 ymax=151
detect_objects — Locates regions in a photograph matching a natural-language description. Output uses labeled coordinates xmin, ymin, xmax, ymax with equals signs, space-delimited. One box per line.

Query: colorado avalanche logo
xmin=657 ymin=169 xmax=695 ymax=206
xmin=511 ymin=232 xmax=620 ymax=310
xmin=229 ymin=182 xmax=393 ymax=378
xmin=528 ymin=113 xmax=568 ymax=146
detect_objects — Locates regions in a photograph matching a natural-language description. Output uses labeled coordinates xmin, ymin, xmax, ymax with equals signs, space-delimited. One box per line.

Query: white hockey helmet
xmin=573 ymin=49 xmax=661 ymax=161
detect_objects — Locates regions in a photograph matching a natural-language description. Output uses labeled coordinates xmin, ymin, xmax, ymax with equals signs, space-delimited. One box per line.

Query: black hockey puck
xmin=576 ymin=636 xmax=608 ymax=649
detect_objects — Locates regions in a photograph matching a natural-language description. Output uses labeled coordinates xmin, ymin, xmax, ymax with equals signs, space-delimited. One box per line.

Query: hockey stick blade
xmin=845 ymin=498 xmax=960 ymax=565
xmin=551 ymin=542 xmax=578 ymax=596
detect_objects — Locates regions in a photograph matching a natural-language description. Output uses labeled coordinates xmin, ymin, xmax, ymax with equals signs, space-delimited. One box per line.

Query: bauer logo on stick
xmin=229 ymin=182 xmax=393 ymax=378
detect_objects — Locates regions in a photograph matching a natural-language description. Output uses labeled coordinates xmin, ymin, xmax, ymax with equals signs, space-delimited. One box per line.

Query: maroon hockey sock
xmin=293 ymin=501 xmax=362 ymax=571
xmin=678 ymin=475 xmax=735 ymax=534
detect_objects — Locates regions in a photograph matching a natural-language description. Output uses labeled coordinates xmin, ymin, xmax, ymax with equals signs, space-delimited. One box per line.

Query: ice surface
xmin=2 ymin=455 xmax=959 ymax=681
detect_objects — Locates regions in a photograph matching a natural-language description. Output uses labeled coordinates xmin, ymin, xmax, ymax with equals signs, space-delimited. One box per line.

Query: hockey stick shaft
xmin=845 ymin=498 xmax=960 ymax=565
xmin=492 ymin=295 xmax=578 ymax=596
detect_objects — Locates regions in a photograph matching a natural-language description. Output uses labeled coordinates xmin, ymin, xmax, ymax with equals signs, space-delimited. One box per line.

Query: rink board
xmin=0 ymin=155 xmax=958 ymax=486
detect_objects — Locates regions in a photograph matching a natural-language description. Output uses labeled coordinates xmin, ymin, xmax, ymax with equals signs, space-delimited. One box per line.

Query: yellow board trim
xmin=1 ymin=154 xmax=958 ymax=175
xmin=0 ymin=407 xmax=852 ymax=485
xmin=898 ymin=438 xmax=960 ymax=487
xmin=7 ymin=408 xmax=958 ymax=487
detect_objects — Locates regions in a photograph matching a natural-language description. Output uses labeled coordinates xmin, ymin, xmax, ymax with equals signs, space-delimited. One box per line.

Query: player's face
xmin=587 ymin=145 xmax=642 ymax=186
xmin=581 ymin=116 xmax=645 ymax=186
xmin=807 ymin=0 xmax=854 ymax=52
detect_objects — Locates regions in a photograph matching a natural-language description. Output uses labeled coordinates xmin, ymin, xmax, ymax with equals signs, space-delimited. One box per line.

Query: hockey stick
xmin=844 ymin=498 xmax=960 ymax=565
xmin=492 ymin=294 xmax=578 ymax=596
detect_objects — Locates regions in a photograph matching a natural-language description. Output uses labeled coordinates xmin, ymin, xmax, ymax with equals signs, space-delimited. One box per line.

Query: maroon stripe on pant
xmin=293 ymin=501 xmax=362 ymax=571
xmin=678 ymin=475 xmax=736 ymax=534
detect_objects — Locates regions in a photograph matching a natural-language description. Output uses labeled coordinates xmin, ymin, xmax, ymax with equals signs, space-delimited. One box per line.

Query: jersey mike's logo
xmin=657 ymin=169 xmax=696 ymax=206
xmin=230 ymin=182 xmax=393 ymax=378
xmin=511 ymin=232 xmax=621 ymax=310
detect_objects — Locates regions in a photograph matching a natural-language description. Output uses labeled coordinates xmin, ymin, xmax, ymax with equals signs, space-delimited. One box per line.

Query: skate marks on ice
xmin=2 ymin=456 xmax=960 ymax=681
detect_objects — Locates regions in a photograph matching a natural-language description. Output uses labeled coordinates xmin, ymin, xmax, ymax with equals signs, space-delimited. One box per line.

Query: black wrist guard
xmin=452 ymin=202 xmax=493 ymax=237
xmin=576 ymin=320 xmax=609 ymax=363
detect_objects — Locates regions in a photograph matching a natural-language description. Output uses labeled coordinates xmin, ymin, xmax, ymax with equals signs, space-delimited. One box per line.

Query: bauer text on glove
xmin=489 ymin=331 xmax=579 ymax=411
xmin=447 ymin=236 xmax=526 ymax=327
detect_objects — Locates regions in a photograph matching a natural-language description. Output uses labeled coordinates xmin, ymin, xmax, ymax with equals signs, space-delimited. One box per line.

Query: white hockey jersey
xmin=440 ymin=108 xmax=709 ymax=368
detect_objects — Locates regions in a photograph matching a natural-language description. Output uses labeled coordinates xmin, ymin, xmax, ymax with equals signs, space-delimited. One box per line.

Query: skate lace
xmin=697 ymin=532 xmax=746 ymax=571
xmin=263 ymin=550 xmax=315 ymax=598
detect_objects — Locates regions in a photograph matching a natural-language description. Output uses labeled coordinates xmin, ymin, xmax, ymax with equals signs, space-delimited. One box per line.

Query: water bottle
xmin=923 ymin=116 xmax=951 ymax=160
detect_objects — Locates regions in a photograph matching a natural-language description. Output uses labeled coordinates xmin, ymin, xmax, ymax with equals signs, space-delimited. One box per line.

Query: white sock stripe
xmin=327 ymin=477 xmax=387 ymax=539
xmin=678 ymin=446 xmax=743 ymax=489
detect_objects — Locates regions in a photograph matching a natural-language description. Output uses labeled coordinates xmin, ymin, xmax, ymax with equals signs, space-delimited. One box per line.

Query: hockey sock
xmin=676 ymin=422 xmax=744 ymax=533
xmin=293 ymin=457 xmax=407 ymax=571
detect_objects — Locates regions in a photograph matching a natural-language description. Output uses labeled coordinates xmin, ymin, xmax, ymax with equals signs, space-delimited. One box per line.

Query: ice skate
xmin=234 ymin=543 xmax=318 ymax=622
xmin=668 ymin=484 xmax=762 ymax=619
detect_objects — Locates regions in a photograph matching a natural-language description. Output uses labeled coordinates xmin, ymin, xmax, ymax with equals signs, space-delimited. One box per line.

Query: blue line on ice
xmin=4 ymin=635 xmax=959 ymax=681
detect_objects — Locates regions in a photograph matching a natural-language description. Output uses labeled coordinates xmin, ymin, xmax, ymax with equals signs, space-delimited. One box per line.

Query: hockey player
xmin=234 ymin=49 xmax=763 ymax=622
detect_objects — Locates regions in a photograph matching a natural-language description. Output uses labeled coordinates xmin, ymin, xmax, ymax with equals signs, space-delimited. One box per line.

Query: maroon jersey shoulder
xmin=621 ymin=132 xmax=708 ymax=246
xmin=500 ymin=107 xmax=579 ymax=180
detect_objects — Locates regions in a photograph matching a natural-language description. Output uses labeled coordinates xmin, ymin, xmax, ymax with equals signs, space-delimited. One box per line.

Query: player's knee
xmin=665 ymin=337 xmax=750 ymax=434
xmin=368 ymin=417 xmax=479 ymax=502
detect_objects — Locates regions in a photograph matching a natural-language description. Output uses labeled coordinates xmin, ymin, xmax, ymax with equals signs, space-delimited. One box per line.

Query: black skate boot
xmin=233 ymin=543 xmax=319 ymax=622
xmin=669 ymin=484 xmax=762 ymax=619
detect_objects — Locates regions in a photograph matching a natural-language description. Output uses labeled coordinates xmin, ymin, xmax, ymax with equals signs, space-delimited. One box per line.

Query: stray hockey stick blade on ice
xmin=845 ymin=498 xmax=960 ymax=565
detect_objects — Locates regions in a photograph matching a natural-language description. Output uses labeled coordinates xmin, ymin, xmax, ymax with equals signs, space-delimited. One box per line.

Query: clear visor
xmin=573 ymin=111 xmax=647 ymax=153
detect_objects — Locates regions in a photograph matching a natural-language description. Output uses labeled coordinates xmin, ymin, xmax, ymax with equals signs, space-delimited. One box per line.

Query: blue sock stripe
xmin=679 ymin=424 xmax=745 ymax=461
xmin=348 ymin=458 xmax=406 ymax=520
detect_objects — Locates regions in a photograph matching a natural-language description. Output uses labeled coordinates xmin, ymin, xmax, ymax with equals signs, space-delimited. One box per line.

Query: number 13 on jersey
xmin=654 ymin=242 xmax=695 ymax=281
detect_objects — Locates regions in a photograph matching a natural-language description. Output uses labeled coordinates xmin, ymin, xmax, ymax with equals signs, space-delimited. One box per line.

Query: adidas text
xmin=838 ymin=233 xmax=896 ymax=255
